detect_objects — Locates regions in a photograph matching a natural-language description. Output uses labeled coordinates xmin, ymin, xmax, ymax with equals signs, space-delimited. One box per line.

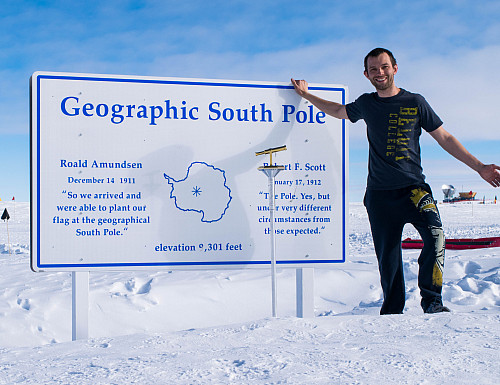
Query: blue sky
xmin=1 ymin=0 xmax=499 ymax=202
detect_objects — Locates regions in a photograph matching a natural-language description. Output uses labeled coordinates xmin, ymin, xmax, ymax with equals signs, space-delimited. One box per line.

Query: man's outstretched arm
xmin=430 ymin=126 xmax=500 ymax=187
xmin=291 ymin=79 xmax=349 ymax=120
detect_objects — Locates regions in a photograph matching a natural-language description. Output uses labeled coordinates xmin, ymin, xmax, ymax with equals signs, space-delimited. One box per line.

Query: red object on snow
xmin=402 ymin=237 xmax=500 ymax=250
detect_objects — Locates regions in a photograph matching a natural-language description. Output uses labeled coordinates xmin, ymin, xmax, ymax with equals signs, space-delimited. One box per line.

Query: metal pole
xmin=256 ymin=145 xmax=287 ymax=319
xmin=267 ymin=173 xmax=278 ymax=318
xmin=259 ymin=166 xmax=284 ymax=318
xmin=72 ymin=271 xmax=89 ymax=341
xmin=296 ymin=267 xmax=314 ymax=318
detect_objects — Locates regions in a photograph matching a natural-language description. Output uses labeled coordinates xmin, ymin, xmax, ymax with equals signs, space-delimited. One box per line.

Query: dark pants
xmin=364 ymin=184 xmax=445 ymax=314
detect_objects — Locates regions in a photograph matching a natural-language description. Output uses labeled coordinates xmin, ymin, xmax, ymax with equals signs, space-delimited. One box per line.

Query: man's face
xmin=364 ymin=53 xmax=398 ymax=91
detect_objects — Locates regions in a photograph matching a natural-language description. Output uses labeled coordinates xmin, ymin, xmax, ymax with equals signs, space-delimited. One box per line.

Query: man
xmin=292 ymin=47 xmax=500 ymax=314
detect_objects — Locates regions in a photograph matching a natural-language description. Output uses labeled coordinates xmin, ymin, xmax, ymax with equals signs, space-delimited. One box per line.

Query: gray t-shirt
xmin=346 ymin=89 xmax=443 ymax=190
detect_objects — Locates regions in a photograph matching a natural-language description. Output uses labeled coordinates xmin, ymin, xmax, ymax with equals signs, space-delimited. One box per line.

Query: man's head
xmin=363 ymin=48 xmax=398 ymax=94
xmin=363 ymin=48 xmax=397 ymax=72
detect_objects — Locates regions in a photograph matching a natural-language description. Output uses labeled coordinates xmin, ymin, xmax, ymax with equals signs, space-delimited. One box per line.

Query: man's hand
xmin=479 ymin=164 xmax=500 ymax=187
xmin=430 ymin=127 xmax=500 ymax=188
xmin=291 ymin=78 xmax=309 ymax=97
xmin=290 ymin=78 xmax=348 ymax=120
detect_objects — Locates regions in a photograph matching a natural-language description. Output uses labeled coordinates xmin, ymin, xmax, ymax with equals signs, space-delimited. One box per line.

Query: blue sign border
xmin=32 ymin=73 xmax=347 ymax=270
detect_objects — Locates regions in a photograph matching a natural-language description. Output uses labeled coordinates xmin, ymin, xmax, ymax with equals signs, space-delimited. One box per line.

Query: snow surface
xmin=0 ymin=201 xmax=499 ymax=384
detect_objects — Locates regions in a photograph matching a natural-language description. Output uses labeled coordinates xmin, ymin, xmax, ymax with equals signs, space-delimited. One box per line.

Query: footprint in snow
xmin=17 ymin=298 xmax=31 ymax=311
xmin=464 ymin=261 xmax=482 ymax=275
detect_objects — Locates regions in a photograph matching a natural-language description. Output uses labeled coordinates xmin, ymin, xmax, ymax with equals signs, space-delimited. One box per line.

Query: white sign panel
xmin=30 ymin=72 xmax=348 ymax=271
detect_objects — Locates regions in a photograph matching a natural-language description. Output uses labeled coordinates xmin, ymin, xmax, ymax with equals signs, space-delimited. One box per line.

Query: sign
xmin=30 ymin=72 xmax=348 ymax=271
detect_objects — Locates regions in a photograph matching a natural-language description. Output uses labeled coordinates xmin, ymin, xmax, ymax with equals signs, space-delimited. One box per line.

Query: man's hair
xmin=364 ymin=48 xmax=397 ymax=72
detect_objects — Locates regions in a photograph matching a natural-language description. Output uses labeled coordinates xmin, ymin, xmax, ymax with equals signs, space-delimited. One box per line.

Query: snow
xmin=1 ymin=201 xmax=499 ymax=384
